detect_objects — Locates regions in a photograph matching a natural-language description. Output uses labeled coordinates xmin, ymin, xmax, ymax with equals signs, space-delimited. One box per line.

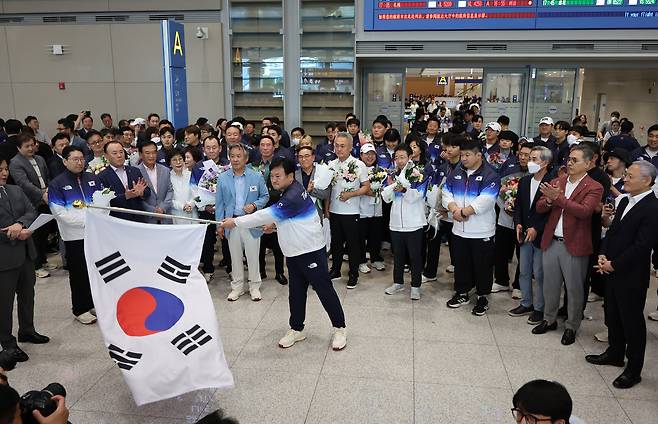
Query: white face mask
xmin=291 ymin=137 xmax=301 ymax=146
xmin=527 ymin=161 xmax=542 ymax=174
xmin=567 ymin=134 xmax=579 ymax=146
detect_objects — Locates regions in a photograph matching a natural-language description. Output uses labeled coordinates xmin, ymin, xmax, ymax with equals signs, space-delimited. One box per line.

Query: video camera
xmin=20 ymin=383 xmax=69 ymax=424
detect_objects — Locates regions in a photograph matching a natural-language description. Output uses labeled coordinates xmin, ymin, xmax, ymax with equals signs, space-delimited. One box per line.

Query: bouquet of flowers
xmin=500 ymin=175 xmax=520 ymax=213
xmin=487 ymin=151 xmax=506 ymax=170
xmin=87 ymin=157 xmax=109 ymax=175
xmin=198 ymin=164 xmax=230 ymax=194
xmin=358 ymin=131 xmax=372 ymax=146
xmin=393 ymin=162 xmax=424 ymax=191
xmin=331 ymin=160 xmax=361 ymax=200
xmin=368 ymin=167 xmax=388 ymax=202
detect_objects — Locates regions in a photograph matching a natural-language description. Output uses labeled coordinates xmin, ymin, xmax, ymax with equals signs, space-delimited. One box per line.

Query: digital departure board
xmin=364 ymin=0 xmax=658 ymax=30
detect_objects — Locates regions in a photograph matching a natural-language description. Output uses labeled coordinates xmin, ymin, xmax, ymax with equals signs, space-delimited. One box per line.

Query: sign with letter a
xmin=161 ymin=20 xmax=189 ymax=129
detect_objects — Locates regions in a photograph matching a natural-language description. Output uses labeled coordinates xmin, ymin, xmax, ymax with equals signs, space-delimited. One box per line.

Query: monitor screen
xmin=364 ymin=0 xmax=658 ymax=30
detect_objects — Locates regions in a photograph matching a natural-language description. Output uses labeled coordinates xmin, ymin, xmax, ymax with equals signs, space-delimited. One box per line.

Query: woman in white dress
xmin=168 ymin=149 xmax=197 ymax=224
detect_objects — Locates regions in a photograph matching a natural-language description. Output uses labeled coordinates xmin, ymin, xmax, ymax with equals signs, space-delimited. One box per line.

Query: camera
xmin=20 ymin=383 xmax=67 ymax=424
xmin=0 ymin=349 xmax=17 ymax=371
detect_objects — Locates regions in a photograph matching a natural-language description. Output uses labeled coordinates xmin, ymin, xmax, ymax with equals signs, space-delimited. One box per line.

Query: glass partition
xmin=482 ymin=71 xmax=527 ymax=136
xmin=525 ymin=69 xmax=577 ymax=138
xmin=365 ymin=72 xmax=404 ymax=133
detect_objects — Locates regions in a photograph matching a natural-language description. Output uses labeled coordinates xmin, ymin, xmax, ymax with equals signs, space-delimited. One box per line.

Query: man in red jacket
xmin=531 ymin=145 xmax=603 ymax=345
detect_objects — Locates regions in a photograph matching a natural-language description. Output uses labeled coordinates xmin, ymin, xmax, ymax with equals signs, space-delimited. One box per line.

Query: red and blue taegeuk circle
xmin=116 ymin=287 xmax=185 ymax=337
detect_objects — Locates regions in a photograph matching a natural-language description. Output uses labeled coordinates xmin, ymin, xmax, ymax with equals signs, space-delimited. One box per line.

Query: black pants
xmin=494 ymin=225 xmax=516 ymax=286
xmin=32 ymin=204 xmax=51 ymax=269
xmin=64 ymin=240 xmax=95 ymax=316
xmin=259 ymin=232 xmax=285 ymax=276
xmin=287 ymin=248 xmax=345 ymax=331
xmin=0 ymin=259 xmax=36 ymax=348
xmin=391 ymin=229 xmax=423 ymax=288
xmin=199 ymin=210 xmax=229 ymax=274
xmin=381 ymin=202 xmax=392 ymax=243
xmin=605 ymin=280 xmax=648 ymax=376
xmin=359 ymin=216 xmax=383 ymax=264
xmin=423 ymin=220 xmax=454 ymax=279
xmin=329 ymin=213 xmax=360 ymax=279
xmin=452 ymin=235 xmax=495 ymax=296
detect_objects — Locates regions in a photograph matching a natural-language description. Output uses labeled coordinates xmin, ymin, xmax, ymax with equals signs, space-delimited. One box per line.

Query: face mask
xmin=527 ymin=161 xmax=541 ymax=174
xmin=567 ymin=134 xmax=579 ymax=146
xmin=291 ymin=137 xmax=301 ymax=146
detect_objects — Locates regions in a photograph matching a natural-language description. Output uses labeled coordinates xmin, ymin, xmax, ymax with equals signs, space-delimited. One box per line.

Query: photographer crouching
xmin=0 ymin=367 xmax=69 ymax=424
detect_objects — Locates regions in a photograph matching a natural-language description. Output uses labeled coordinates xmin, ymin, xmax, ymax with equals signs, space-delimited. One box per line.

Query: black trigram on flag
xmin=157 ymin=256 xmax=191 ymax=284
xmin=108 ymin=344 xmax=142 ymax=371
xmin=95 ymin=251 xmax=130 ymax=283
xmin=171 ymin=325 xmax=212 ymax=355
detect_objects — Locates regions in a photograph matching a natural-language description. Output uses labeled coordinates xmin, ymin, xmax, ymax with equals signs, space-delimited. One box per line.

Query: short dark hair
xmin=497 ymin=115 xmax=510 ymax=126
xmin=99 ymin=128 xmax=113 ymax=138
xmin=266 ymin=125 xmax=282 ymax=137
xmin=120 ymin=125 xmax=135 ymax=134
xmin=100 ymin=113 xmax=112 ymax=120
xmin=51 ymin=132 xmax=70 ymax=146
xmin=620 ymin=120 xmax=634 ymax=133
xmin=270 ymin=156 xmax=295 ymax=175
xmin=383 ymin=128 xmax=401 ymax=144
xmin=144 ymin=127 xmax=159 ymax=141
xmin=347 ymin=117 xmax=361 ymax=127
xmin=16 ymin=133 xmax=35 ymax=147
xmin=461 ymin=139 xmax=482 ymax=154
xmin=183 ymin=145 xmax=203 ymax=163
xmin=554 ymin=121 xmax=571 ymax=132
xmin=84 ymin=129 xmax=102 ymax=141
xmin=103 ymin=140 xmax=123 ymax=153
xmin=0 ymin=153 xmax=8 ymax=168
xmin=325 ymin=122 xmax=337 ymax=131
xmin=513 ymin=380 xmax=572 ymax=421
xmin=159 ymin=119 xmax=173 ymax=128
xmin=138 ymin=140 xmax=158 ymax=153
xmin=147 ymin=113 xmax=160 ymax=121
xmin=62 ymin=145 xmax=84 ymax=159
xmin=372 ymin=117 xmax=388 ymax=128
xmin=647 ymin=124 xmax=658 ymax=134
xmin=296 ymin=145 xmax=314 ymax=155
xmin=159 ymin=126 xmax=175 ymax=137
xmin=345 ymin=112 xmax=357 ymax=120
xmin=259 ymin=134 xmax=275 ymax=146
xmin=290 ymin=127 xmax=305 ymax=137
xmin=57 ymin=118 xmax=75 ymax=131
xmin=442 ymin=133 xmax=464 ymax=148
xmin=196 ymin=117 xmax=209 ymax=127
xmin=571 ymin=125 xmax=587 ymax=137
xmin=185 ymin=125 xmax=201 ymax=138
xmin=426 ymin=116 xmax=440 ymax=126
xmin=394 ymin=143 xmax=413 ymax=157
xmin=82 ymin=115 xmax=93 ymax=122
xmin=166 ymin=148 xmax=183 ymax=166
xmin=472 ymin=114 xmax=483 ymax=123
xmin=24 ymin=115 xmax=37 ymax=125
xmin=0 ymin=384 xmax=20 ymax=424
xmin=611 ymin=111 xmax=621 ymax=118
xmin=5 ymin=119 xmax=23 ymax=134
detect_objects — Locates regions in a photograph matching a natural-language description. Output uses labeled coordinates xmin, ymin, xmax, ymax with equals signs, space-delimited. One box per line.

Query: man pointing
xmin=220 ymin=157 xmax=347 ymax=351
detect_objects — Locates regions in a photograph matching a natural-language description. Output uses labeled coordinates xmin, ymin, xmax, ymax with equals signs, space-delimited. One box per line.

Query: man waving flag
xmin=84 ymin=212 xmax=233 ymax=405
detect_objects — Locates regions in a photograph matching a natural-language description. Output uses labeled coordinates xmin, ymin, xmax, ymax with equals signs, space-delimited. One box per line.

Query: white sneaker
xmin=89 ymin=308 xmax=97 ymax=317
xmin=491 ymin=283 xmax=510 ymax=293
xmin=343 ymin=254 xmax=349 ymax=261
xmin=331 ymin=327 xmax=347 ymax=351
xmin=511 ymin=289 xmax=522 ymax=300
xmin=203 ymin=273 xmax=213 ymax=283
xmin=75 ymin=311 xmax=97 ymax=325
xmin=421 ymin=274 xmax=437 ymax=283
xmin=594 ymin=331 xmax=608 ymax=343
xmin=372 ymin=261 xmax=386 ymax=271
xmin=404 ymin=265 xmax=410 ymax=273
xmin=279 ymin=329 xmax=306 ymax=348
xmin=35 ymin=268 xmax=50 ymax=278
xmin=410 ymin=287 xmax=421 ymax=300
xmin=44 ymin=262 xmax=59 ymax=271
xmin=227 ymin=289 xmax=246 ymax=301
xmin=587 ymin=293 xmax=604 ymax=303
xmin=358 ymin=263 xmax=371 ymax=274
xmin=445 ymin=265 xmax=455 ymax=273
xmin=250 ymin=288 xmax=262 ymax=301
xmin=385 ymin=283 xmax=405 ymax=295
xmin=648 ymin=310 xmax=658 ymax=321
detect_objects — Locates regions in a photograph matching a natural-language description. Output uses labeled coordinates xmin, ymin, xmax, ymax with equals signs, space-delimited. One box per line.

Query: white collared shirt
xmin=619 ymin=189 xmax=654 ymax=220
xmin=27 ymin=157 xmax=46 ymax=189
xmin=110 ymin=164 xmax=128 ymax=188
xmin=554 ymin=174 xmax=587 ymax=237
xmin=144 ymin=164 xmax=158 ymax=194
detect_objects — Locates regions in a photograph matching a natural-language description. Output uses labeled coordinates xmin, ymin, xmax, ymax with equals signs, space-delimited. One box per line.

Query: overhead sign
xmin=161 ymin=20 xmax=189 ymax=129
xmin=437 ymin=75 xmax=449 ymax=85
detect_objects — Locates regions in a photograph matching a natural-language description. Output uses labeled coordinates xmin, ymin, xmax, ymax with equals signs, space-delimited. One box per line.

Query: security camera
xmin=195 ymin=27 xmax=208 ymax=40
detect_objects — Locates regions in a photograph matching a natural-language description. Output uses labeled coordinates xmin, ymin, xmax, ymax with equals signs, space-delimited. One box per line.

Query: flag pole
xmin=72 ymin=202 xmax=224 ymax=225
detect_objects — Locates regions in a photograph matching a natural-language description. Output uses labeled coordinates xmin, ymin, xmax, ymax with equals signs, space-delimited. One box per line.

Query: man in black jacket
xmin=510 ymin=146 xmax=554 ymax=325
xmin=586 ymin=161 xmax=658 ymax=389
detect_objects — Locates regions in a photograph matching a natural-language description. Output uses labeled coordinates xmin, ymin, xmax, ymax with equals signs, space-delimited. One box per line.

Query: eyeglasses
xmin=67 ymin=157 xmax=85 ymax=163
xmin=511 ymin=408 xmax=553 ymax=424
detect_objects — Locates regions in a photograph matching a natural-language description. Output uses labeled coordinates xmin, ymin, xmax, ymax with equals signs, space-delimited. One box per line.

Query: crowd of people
xmin=1 ymin=101 xmax=658 ymax=397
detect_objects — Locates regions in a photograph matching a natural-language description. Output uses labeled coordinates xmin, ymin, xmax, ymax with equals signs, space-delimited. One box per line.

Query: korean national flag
xmin=84 ymin=212 xmax=234 ymax=405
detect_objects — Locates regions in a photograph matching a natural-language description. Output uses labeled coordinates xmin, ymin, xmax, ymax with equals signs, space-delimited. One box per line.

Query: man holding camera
xmin=0 ymin=368 xmax=70 ymax=424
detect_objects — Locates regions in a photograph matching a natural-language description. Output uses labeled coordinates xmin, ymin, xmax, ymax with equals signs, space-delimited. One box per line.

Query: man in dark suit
xmin=97 ymin=140 xmax=150 ymax=223
xmin=0 ymin=154 xmax=49 ymax=364
xmin=510 ymin=146 xmax=554 ymax=325
xmin=47 ymin=133 xmax=70 ymax=179
xmin=586 ymin=161 xmax=658 ymax=389
xmin=9 ymin=133 xmax=51 ymax=277
xmin=532 ymin=145 xmax=603 ymax=345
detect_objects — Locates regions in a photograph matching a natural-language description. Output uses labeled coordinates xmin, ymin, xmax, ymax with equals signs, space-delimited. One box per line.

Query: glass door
xmin=525 ymin=69 xmax=577 ymax=138
xmin=364 ymin=72 xmax=404 ymax=133
xmin=482 ymin=69 xmax=529 ymax=136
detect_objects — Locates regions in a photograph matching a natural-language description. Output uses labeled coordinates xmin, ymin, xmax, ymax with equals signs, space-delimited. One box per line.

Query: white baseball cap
xmin=539 ymin=116 xmax=554 ymax=126
xmin=485 ymin=122 xmax=501 ymax=132
xmin=360 ymin=143 xmax=376 ymax=154
xmin=132 ymin=117 xmax=146 ymax=126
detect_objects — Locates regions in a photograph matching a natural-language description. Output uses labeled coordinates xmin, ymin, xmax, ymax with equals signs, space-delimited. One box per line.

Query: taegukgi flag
xmin=84 ymin=212 xmax=234 ymax=405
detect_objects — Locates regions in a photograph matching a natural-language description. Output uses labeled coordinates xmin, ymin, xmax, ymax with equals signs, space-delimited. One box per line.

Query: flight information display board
xmin=364 ymin=0 xmax=658 ymax=30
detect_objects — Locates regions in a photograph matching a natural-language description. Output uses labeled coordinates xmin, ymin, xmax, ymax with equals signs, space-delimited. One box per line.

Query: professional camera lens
xmin=43 ymin=383 xmax=66 ymax=398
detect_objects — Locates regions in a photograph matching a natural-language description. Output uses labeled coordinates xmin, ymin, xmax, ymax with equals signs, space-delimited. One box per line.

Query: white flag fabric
xmin=84 ymin=212 xmax=234 ymax=405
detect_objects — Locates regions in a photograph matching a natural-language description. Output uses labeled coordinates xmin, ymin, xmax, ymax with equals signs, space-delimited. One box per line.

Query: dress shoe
xmin=531 ymin=320 xmax=557 ymax=334
xmin=17 ymin=332 xmax=50 ymax=344
xmin=561 ymin=329 xmax=576 ymax=345
xmin=585 ymin=351 xmax=625 ymax=367
xmin=5 ymin=346 xmax=29 ymax=362
xmin=0 ymin=349 xmax=18 ymax=370
xmin=275 ymin=274 xmax=288 ymax=285
xmin=613 ymin=371 xmax=641 ymax=389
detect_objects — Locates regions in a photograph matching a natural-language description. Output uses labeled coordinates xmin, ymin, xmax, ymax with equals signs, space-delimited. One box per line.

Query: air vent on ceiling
xmin=96 ymin=15 xmax=129 ymax=22
xmin=149 ymin=14 xmax=184 ymax=21
xmin=552 ymin=43 xmax=594 ymax=50
xmin=42 ymin=16 xmax=77 ymax=23
xmin=384 ymin=43 xmax=423 ymax=51
xmin=466 ymin=44 xmax=507 ymax=51
xmin=641 ymin=43 xmax=658 ymax=51
xmin=0 ymin=16 xmax=24 ymax=23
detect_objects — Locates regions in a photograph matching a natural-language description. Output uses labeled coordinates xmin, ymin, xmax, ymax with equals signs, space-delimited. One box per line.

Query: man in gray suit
xmin=137 ymin=141 xmax=174 ymax=224
xmin=0 ymin=153 xmax=49 ymax=364
xmin=9 ymin=133 xmax=52 ymax=277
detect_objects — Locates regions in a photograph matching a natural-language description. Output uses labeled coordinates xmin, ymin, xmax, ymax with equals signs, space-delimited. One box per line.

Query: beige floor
xmin=6 ymin=248 xmax=658 ymax=424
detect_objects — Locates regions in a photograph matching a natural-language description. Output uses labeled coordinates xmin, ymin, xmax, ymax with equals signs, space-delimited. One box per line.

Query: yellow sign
xmin=173 ymin=31 xmax=183 ymax=56
xmin=438 ymin=76 xmax=448 ymax=85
